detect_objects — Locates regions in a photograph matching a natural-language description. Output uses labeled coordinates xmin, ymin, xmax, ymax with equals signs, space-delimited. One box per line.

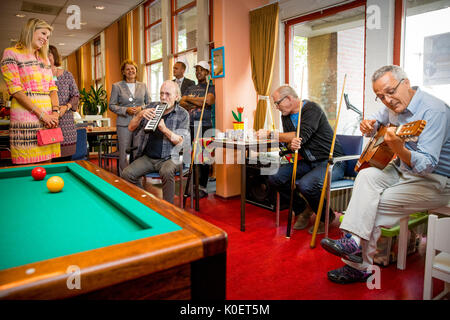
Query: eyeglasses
xmin=274 ymin=96 xmax=287 ymax=107
xmin=375 ymin=78 xmax=404 ymax=102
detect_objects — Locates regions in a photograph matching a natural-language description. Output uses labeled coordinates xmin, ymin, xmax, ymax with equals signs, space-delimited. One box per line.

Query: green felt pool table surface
xmin=0 ymin=161 xmax=227 ymax=300
xmin=0 ymin=162 xmax=181 ymax=271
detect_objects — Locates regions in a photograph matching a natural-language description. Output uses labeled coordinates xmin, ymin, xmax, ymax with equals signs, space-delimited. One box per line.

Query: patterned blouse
xmin=1 ymin=46 xmax=57 ymax=96
xmin=56 ymin=70 xmax=79 ymax=151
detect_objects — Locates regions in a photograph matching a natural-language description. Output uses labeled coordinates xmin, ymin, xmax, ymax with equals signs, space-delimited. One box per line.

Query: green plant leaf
xmin=79 ymin=85 xmax=108 ymax=115
xmin=232 ymin=110 xmax=239 ymax=122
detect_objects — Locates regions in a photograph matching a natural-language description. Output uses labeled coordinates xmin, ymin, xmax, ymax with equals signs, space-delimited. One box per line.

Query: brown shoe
xmin=308 ymin=212 xmax=336 ymax=234
xmin=308 ymin=221 xmax=325 ymax=234
xmin=293 ymin=207 xmax=313 ymax=230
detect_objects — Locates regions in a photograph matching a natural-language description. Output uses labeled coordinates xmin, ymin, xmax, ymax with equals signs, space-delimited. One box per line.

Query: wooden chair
xmin=98 ymin=138 xmax=120 ymax=176
xmin=423 ymin=214 xmax=450 ymax=300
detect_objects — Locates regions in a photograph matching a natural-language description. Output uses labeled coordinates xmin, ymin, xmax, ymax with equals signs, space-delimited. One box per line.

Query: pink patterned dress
xmin=1 ymin=46 xmax=60 ymax=164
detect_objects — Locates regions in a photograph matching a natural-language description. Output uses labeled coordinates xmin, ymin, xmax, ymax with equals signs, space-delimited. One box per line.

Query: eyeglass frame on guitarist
xmin=375 ymin=78 xmax=404 ymax=102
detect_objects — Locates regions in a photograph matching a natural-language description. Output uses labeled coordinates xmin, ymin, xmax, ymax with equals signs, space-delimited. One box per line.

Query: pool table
xmin=0 ymin=161 xmax=227 ymax=300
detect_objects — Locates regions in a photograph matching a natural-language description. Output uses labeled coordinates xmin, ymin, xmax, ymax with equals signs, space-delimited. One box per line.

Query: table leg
xmin=195 ymin=164 xmax=200 ymax=211
xmin=241 ymin=162 xmax=246 ymax=232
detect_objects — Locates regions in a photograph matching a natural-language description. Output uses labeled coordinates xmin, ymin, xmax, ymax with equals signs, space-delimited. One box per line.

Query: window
xmin=144 ymin=0 xmax=163 ymax=101
xmin=403 ymin=0 xmax=450 ymax=104
xmin=174 ymin=51 xmax=197 ymax=83
xmin=285 ymin=1 xmax=366 ymax=135
xmin=93 ymin=37 xmax=103 ymax=88
xmin=172 ymin=0 xmax=197 ymax=72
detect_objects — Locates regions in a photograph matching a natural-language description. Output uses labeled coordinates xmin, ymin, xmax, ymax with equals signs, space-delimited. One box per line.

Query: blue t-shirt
xmin=289 ymin=100 xmax=307 ymax=129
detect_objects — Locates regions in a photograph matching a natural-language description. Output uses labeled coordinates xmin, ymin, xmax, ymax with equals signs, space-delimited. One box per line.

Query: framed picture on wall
xmin=211 ymin=47 xmax=225 ymax=78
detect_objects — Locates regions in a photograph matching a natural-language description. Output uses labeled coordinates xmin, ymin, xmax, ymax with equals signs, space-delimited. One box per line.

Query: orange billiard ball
xmin=46 ymin=176 xmax=64 ymax=193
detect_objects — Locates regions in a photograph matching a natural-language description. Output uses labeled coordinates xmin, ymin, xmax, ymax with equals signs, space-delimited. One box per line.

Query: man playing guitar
xmin=321 ymin=65 xmax=450 ymax=284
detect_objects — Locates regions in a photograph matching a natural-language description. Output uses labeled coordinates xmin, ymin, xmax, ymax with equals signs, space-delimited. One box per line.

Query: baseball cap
xmin=194 ymin=61 xmax=210 ymax=72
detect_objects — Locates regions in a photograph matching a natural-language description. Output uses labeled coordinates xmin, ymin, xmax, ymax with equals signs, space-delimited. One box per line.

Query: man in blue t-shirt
xmin=180 ymin=61 xmax=215 ymax=198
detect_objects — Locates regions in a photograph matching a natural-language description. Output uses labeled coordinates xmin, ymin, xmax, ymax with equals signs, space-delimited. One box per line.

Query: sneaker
xmin=320 ymin=233 xmax=363 ymax=263
xmin=327 ymin=265 xmax=370 ymax=284
xmin=308 ymin=211 xmax=335 ymax=235
xmin=293 ymin=207 xmax=313 ymax=230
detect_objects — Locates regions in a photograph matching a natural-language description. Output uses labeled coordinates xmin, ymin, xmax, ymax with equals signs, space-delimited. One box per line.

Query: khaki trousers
xmin=340 ymin=163 xmax=450 ymax=270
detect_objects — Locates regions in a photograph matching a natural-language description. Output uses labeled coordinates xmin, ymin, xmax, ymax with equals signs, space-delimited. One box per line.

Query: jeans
xmin=268 ymin=159 xmax=347 ymax=221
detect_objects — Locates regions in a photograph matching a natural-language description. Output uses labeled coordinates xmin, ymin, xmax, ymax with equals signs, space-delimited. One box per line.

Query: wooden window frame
xmin=393 ymin=0 xmax=404 ymax=66
xmin=144 ymin=0 xmax=163 ymax=89
xmin=144 ymin=0 xmax=163 ymax=66
xmin=93 ymin=37 xmax=102 ymax=88
xmin=171 ymin=0 xmax=197 ymax=57
xmin=283 ymin=0 xmax=367 ymax=116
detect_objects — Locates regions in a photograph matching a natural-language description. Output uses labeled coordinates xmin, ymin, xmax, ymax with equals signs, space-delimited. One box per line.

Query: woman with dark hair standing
xmin=109 ymin=60 xmax=150 ymax=175
xmin=48 ymin=45 xmax=79 ymax=161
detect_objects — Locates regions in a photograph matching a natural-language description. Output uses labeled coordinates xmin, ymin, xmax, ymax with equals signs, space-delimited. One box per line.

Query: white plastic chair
xmin=397 ymin=203 xmax=450 ymax=270
xmin=423 ymin=214 xmax=450 ymax=300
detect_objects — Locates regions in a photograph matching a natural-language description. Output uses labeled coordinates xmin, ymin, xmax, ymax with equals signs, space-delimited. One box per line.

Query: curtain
xmin=75 ymin=46 xmax=84 ymax=90
xmin=118 ymin=12 xmax=132 ymax=64
xmin=250 ymin=3 xmax=279 ymax=130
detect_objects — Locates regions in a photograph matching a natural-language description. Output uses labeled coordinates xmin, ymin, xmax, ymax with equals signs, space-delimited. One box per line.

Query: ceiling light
xmin=58 ymin=43 xmax=65 ymax=46
xmin=15 ymin=14 xmax=26 ymax=18
xmin=95 ymin=6 xmax=105 ymax=10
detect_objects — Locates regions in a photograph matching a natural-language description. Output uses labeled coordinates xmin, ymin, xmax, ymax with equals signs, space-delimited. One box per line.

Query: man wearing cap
xmin=180 ymin=61 xmax=215 ymax=199
xmin=173 ymin=61 xmax=195 ymax=96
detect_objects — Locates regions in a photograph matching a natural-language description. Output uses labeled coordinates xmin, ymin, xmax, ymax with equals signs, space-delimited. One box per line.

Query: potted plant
xmin=79 ymin=85 xmax=108 ymax=115
xmin=232 ymin=106 xmax=244 ymax=130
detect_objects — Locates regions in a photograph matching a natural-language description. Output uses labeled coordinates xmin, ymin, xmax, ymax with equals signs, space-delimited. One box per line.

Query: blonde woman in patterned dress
xmin=48 ymin=45 xmax=79 ymax=161
xmin=1 ymin=18 xmax=60 ymax=164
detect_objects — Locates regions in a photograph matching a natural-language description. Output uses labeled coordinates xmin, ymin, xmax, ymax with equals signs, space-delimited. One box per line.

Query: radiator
xmin=329 ymin=188 xmax=354 ymax=213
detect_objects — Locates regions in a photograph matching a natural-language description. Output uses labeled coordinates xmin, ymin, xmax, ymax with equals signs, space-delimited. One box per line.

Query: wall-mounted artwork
xmin=423 ymin=32 xmax=450 ymax=86
xmin=211 ymin=46 xmax=225 ymax=78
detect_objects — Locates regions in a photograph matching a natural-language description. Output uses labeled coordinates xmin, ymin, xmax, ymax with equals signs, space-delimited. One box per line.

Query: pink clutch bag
xmin=37 ymin=127 xmax=63 ymax=146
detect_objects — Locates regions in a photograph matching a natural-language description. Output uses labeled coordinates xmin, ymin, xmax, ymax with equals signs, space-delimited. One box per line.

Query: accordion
xmin=144 ymin=103 xmax=168 ymax=132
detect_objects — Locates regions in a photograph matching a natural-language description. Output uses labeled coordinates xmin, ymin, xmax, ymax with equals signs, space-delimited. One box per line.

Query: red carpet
xmin=183 ymin=194 xmax=439 ymax=300
xmin=92 ymin=158 xmax=444 ymax=300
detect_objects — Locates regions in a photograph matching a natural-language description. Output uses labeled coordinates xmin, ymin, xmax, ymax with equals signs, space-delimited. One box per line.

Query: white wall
xmin=364 ymin=0 xmax=395 ymax=118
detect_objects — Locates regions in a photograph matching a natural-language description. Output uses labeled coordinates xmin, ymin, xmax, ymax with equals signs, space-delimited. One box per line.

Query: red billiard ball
xmin=31 ymin=167 xmax=46 ymax=181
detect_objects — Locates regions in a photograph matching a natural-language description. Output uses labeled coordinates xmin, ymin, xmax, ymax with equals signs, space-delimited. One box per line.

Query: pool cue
xmin=310 ymin=74 xmax=347 ymax=248
xmin=286 ymin=68 xmax=304 ymax=238
xmin=183 ymin=76 xmax=211 ymax=210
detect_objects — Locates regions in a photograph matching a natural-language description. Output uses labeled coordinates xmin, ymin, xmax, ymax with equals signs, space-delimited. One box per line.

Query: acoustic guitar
xmin=355 ymin=120 xmax=427 ymax=172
